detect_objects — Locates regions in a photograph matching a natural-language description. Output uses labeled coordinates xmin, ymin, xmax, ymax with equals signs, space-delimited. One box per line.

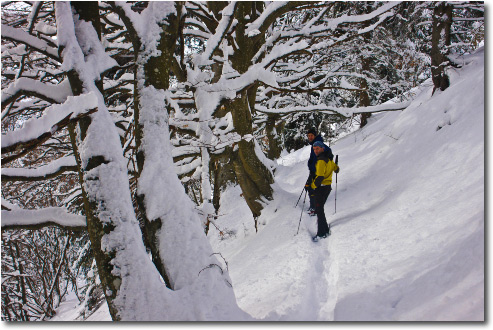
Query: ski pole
xmin=296 ymin=190 xmax=308 ymax=235
xmin=295 ymin=187 xmax=304 ymax=207
xmin=334 ymin=155 xmax=338 ymax=214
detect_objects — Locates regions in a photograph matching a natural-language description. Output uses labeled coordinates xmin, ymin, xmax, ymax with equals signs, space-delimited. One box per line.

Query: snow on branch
xmin=183 ymin=28 xmax=211 ymax=40
xmin=193 ymin=1 xmax=238 ymax=66
xmin=1 ymin=207 xmax=86 ymax=231
xmin=1 ymin=197 xmax=21 ymax=211
xmin=358 ymin=11 xmax=395 ymax=35
xmin=1 ymin=78 xmax=72 ymax=109
xmin=453 ymin=17 xmax=484 ymax=22
xmin=2 ymin=156 xmax=77 ymax=182
xmin=107 ymin=1 xmax=143 ymax=51
xmin=292 ymin=2 xmax=401 ymax=37
xmin=261 ymin=39 xmax=310 ymax=68
xmin=202 ymin=63 xmax=279 ymax=94
xmin=2 ymin=93 xmax=98 ymax=163
xmin=245 ymin=1 xmax=290 ymax=36
xmin=1 ymin=24 xmax=59 ymax=60
xmin=256 ymin=101 xmax=411 ymax=117
xmin=175 ymin=158 xmax=202 ymax=176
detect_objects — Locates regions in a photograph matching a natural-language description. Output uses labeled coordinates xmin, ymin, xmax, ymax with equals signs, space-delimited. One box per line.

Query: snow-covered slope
xmin=209 ymin=46 xmax=484 ymax=321
xmin=52 ymin=47 xmax=484 ymax=322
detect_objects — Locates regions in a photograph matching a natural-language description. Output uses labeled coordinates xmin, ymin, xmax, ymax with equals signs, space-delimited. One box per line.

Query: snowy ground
xmin=48 ymin=47 xmax=484 ymax=322
xmin=208 ymin=46 xmax=484 ymax=321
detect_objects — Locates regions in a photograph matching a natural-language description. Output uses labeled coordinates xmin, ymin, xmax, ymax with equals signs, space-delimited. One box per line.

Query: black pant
xmin=306 ymin=186 xmax=315 ymax=209
xmin=306 ymin=171 xmax=316 ymax=209
xmin=312 ymin=185 xmax=331 ymax=237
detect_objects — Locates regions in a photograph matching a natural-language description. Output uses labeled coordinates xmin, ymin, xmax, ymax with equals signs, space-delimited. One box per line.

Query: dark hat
xmin=307 ymin=128 xmax=317 ymax=135
xmin=313 ymin=141 xmax=324 ymax=148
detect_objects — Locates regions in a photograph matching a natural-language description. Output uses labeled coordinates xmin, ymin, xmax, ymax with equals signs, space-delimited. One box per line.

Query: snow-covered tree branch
xmin=1 ymin=207 xmax=86 ymax=231
xmin=1 ymin=156 xmax=77 ymax=182
xmin=256 ymin=101 xmax=411 ymax=117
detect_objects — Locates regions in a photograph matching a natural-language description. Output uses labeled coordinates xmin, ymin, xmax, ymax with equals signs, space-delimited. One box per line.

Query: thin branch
xmin=2 ymin=108 xmax=98 ymax=164
xmin=1 ymin=165 xmax=78 ymax=182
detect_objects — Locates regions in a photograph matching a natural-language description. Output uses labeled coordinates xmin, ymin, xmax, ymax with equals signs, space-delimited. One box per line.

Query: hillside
xmin=208 ymin=46 xmax=484 ymax=321
xmin=52 ymin=47 xmax=484 ymax=322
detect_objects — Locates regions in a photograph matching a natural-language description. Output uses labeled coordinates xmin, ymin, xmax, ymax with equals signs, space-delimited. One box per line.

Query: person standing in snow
xmin=309 ymin=141 xmax=339 ymax=241
xmin=305 ymin=128 xmax=333 ymax=216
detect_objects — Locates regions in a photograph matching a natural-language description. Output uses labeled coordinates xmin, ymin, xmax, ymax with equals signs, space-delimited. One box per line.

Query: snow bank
xmin=52 ymin=42 xmax=484 ymax=323
xmin=209 ymin=47 xmax=484 ymax=321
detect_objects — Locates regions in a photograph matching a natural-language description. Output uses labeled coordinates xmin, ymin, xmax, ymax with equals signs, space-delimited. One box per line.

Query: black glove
xmin=305 ymin=172 xmax=314 ymax=186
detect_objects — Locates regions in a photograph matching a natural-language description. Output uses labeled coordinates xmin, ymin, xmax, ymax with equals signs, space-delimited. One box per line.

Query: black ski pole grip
xmin=335 ymin=155 xmax=338 ymax=164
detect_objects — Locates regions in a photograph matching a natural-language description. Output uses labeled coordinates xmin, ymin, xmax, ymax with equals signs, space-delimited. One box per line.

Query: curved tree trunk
xmin=219 ymin=2 xmax=275 ymax=219
xmin=227 ymin=88 xmax=274 ymax=219
xmin=66 ymin=2 xmax=122 ymax=320
xmin=134 ymin=8 xmax=181 ymax=290
xmin=60 ymin=2 xmax=166 ymax=320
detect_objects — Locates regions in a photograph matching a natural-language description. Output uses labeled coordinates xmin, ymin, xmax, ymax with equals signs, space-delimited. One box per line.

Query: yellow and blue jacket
xmin=310 ymin=152 xmax=339 ymax=190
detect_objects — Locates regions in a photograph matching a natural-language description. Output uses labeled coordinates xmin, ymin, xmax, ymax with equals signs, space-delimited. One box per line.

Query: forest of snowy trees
xmin=1 ymin=1 xmax=484 ymax=321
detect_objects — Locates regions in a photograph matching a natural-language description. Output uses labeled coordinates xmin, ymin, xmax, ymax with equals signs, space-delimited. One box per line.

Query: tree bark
xmin=64 ymin=2 xmax=120 ymax=320
xmin=132 ymin=5 xmax=182 ymax=289
xmin=62 ymin=2 xmax=165 ymax=320
xmin=265 ymin=113 xmax=283 ymax=160
xmin=217 ymin=2 xmax=275 ymax=219
xmin=359 ymin=56 xmax=371 ymax=128
xmin=431 ymin=2 xmax=453 ymax=93
xmin=227 ymin=89 xmax=274 ymax=219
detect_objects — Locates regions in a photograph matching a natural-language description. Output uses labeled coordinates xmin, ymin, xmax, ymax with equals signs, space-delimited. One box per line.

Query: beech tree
xmin=428 ymin=1 xmax=484 ymax=93
xmin=2 ymin=1 xmax=247 ymax=321
xmin=174 ymin=1 xmax=408 ymax=223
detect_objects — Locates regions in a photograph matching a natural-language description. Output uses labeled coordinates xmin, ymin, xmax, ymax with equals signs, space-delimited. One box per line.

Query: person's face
xmin=307 ymin=133 xmax=315 ymax=142
xmin=313 ymin=145 xmax=323 ymax=156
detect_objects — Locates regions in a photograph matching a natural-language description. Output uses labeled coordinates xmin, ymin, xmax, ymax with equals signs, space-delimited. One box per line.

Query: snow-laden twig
xmin=1 ymin=24 xmax=59 ymax=60
xmin=1 ymin=156 xmax=77 ymax=182
xmin=2 ymin=93 xmax=98 ymax=163
xmin=256 ymin=101 xmax=411 ymax=117
xmin=193 ymin=2 xmax=238 ymax=66
xmin=1 ymin=78 xmax=72 ymax=109
xmin=245 ymin=1 xmax=289 ymax=36
xmin=2 ymin=207 xmax=86 ymax=230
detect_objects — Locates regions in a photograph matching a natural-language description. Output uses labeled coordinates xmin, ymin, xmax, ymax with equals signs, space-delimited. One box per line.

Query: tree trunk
xmin=133 ymin=8 xmax=181 ymax=289
xmin=65 ymin=2 xmax=122 ymax=319
xmin=61 ymin=2 xmax=170 ymax=320
xmin=431 ymin=2 xmax=453 ymax=93
xmin=359 ymin=56 xmax=371 ymax=128
xmin=265 ymin=113 xmax=283 ymax=160
xmin=211 ymin=151 xmax=237 ymax=214
xmin=227 ymin=89 xmax=274 ymax=219
xmin=222 ymin=2 xmax=274 ymax=220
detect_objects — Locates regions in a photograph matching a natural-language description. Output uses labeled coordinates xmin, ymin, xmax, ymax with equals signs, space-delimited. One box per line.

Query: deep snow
xmin=211 ymin=45 xmax=484 ymax=321
xmin=50 ymin=46 xmax=484 ymax=322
